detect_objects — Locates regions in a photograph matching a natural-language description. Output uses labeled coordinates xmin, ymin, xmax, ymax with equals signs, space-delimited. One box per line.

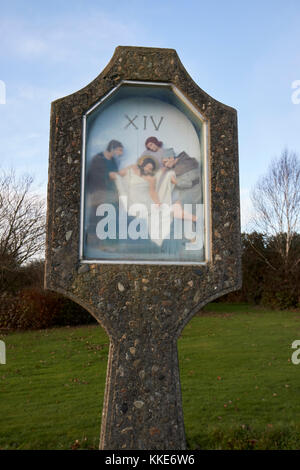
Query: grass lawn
xmin=1 ymin=302 xmax=300 ymax=450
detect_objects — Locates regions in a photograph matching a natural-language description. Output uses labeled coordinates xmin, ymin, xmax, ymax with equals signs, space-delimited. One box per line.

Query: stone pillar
xmin=100 ymin=331 xmax=185 ymax=450
xmin=45 ymin=46 xmax=241 ymax=450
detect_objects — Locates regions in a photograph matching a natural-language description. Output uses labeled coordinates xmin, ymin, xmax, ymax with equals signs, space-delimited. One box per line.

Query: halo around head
xmin=137 ymin=155 xmax=160 ymax=172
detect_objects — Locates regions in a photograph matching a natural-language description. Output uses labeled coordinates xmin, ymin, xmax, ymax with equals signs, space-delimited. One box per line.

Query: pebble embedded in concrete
xmin=118 ymin=282 xmax=125 ymax=292
xmin=78 ymin=264 xmax=89 ymax=274
xmin=66 ymin=231 xmax=72 ymax=241
xmin=134 ymin=400 xmax=144 ymax=409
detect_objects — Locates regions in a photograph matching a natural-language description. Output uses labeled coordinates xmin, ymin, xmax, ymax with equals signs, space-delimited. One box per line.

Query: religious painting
xmin=81 ymin=83 xmax=208 ymax=264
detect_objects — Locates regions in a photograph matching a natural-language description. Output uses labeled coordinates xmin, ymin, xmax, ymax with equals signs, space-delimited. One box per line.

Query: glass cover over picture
xmin=81 ymin=83 xmax=208 ymax=264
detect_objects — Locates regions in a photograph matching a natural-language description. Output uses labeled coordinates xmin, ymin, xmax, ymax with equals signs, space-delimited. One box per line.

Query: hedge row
xmin=0 ymin=288 xmax=96 ymax=330
xmin=221 ymin=232 xmax=300 ymax=309
xmin=1 ymin=231 xmax=300 ymax=330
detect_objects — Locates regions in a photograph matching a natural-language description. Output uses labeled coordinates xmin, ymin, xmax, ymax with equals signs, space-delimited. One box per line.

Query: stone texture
xmin=45 ymin=46 xmax=241 ymax=450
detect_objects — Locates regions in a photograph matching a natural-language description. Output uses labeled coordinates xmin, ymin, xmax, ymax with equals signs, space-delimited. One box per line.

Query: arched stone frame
xmin=45 ymin=46 xmax=241 ymax=450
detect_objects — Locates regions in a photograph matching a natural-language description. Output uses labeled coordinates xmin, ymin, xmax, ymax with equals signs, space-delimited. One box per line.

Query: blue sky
xmin=0 ymin=0 xmax=299 ymax=228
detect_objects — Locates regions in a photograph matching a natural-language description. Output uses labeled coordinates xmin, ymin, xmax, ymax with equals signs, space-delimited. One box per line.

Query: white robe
xmin=114 ymin=168 xmax=175 ymax=246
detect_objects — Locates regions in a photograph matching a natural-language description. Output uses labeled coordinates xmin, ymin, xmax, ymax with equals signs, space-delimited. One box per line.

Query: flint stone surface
xmin=45 ymin=46 xmax=241 ymax=450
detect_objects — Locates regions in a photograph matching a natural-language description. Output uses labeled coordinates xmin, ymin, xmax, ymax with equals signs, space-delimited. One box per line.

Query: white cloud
xmin=0 ymin=13 xmax=140 ymax=63
xmin=17 ymin=38 xmax=47 ymax=58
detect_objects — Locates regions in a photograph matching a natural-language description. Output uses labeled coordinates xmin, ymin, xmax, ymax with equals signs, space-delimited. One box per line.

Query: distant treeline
xmin=1 ymin=231 xmax=299 ymax=329
xmin=222 ymin=232 xmax=300 ymax=309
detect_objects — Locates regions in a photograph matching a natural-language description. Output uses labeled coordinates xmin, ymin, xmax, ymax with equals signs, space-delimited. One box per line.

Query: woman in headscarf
xmin=140 ymin=136 xmax=169 ymax=167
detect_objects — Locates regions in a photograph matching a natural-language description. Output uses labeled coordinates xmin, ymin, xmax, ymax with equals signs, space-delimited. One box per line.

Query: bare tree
xmin=0 ymin=169 xmax=45 ymax=282
xmin=251 ymin=149 xmax=300 ymax=271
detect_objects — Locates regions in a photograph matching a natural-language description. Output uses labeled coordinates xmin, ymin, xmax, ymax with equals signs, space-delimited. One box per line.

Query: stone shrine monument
xmin=45 ymin=46 xmax=241 ymax=450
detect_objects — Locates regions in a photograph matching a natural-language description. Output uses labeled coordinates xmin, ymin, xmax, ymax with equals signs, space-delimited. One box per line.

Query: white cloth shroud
xmin=114 ymin=168 xmax=175 ymax=246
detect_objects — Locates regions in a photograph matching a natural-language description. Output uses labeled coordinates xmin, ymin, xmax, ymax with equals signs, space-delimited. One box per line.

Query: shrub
xmin=0 ymin=288 xmax=96 ymax=330
xmin=220 ymin=232 xmax=300 ymax=309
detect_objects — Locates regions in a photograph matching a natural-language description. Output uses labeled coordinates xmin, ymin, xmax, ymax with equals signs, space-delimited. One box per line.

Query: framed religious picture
xmin=46 ymin=46 xmax=241 ymax=450
xmin=80 ymin=81 xmax=209 ymax=264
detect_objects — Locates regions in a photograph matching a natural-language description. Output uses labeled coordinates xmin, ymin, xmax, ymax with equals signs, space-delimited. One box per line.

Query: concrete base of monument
xmin=99 ymin=336 xmax=186 ymax=450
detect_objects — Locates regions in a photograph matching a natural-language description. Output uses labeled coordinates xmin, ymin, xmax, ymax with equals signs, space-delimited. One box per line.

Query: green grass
xmin=1 ymin=303 xmax=300 ymax=450
xmin=179 ymin=303 xmax=300 ymax=449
